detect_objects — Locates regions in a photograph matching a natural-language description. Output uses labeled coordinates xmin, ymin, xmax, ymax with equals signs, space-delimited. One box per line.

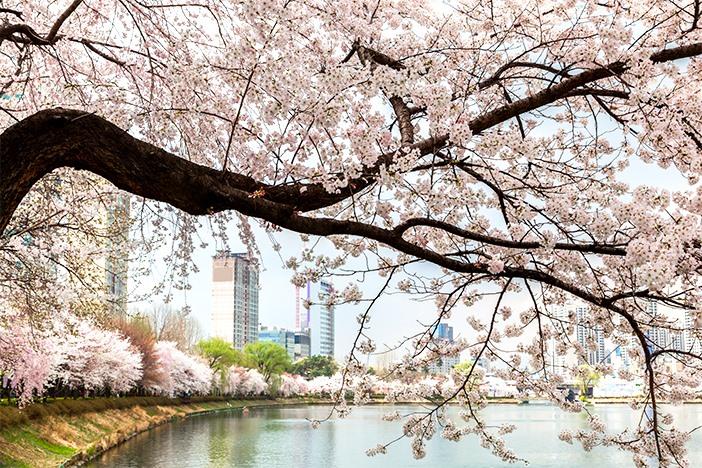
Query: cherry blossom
xmin=147 ymin=341 xmax=213 ymax=396
xmin=2 ymin=0 xmax=702 ymax=464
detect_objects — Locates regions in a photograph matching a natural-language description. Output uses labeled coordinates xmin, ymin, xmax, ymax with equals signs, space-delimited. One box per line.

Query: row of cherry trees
xmin=0 ymin=311 xmax=483 ymax=410
xmin=0 ymin=314 xmax=269 ymax=406
xmin=2 ymin=0 xmax=702 ymax=464
xmin=3 ymin=313 xmax=459 ymax=407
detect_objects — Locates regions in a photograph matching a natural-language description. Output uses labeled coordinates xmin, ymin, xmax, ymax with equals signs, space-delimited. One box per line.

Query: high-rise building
xmin=103 ymin=193 xmax=130 ymax=315
xmin=294 ymin=331 xmax=311 ymax=361
xmin=437 ymin=323 xmax=454 ymax=341
xmin=375 ymin=350 xmax=399 ymax=373
xmin=64 ymin=189 xmax=130 ymax=316
xmin=258 ymin=326 xmax=311 ymax=361
xmin=428 ymin=322 xmax=460 ymax=375
xmin=575 ymin=306 xmax=606 ymax=366
xmin=211 ymin=252 xmax=259 ymax=349
xmin=297 ymin=280 xmax=335 ymax=357
xmin=644 ymin=302 xmax=687 ymax=353
xmin=684 ymin=310 xmax=702 ymax=356
xmin=259 ymin=326 xmax=296 ymax=359
xmin=548 ymin=307 xmax=573 ymax=376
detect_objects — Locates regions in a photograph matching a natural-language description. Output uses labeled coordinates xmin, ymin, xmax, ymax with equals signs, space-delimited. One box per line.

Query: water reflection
xmin=87 ymin=404 xmax=702 ymax=467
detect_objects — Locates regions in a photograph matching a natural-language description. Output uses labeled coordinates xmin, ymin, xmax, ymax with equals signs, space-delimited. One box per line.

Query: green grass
xmin=1 ymin=429 xmax=75 ymax=457
xmin=22 ymin=433 xmax=75 ymax=457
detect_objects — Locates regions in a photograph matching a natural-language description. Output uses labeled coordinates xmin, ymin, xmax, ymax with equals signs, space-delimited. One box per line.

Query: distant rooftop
xmin=213 ymin=250 xmax=249 ymax=259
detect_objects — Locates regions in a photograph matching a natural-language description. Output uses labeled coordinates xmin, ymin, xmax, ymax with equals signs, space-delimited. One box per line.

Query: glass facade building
xmin=428 ymin=322 xmax=459 ymax=375
xmin=308 ymin=280 xmax=335 ymax=357
xmin=258 ymin=327 xmax=311 ymax=361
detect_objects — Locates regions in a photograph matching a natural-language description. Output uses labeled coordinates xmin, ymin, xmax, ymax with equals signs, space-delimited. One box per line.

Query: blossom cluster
xmin=0 ymin=315 xmax=212 ymax=406
xmin=2 ymin=0 xmax=702 ymax=465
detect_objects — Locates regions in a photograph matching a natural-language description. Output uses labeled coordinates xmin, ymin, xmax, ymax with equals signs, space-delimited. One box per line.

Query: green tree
xmin=290 ymin=355 xmax=339 ymax=379
xmin=196 ymin=337 xmax=243 ymax=381
xmin=452 ymin=360 xmax=481 ymax=390
xmin=242 ymin=342 xmax=291 ymax=383
xmin=575 ymin=364 xmax=601 ymax=402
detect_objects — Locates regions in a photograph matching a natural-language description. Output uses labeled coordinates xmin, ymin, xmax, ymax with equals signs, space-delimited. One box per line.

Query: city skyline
xmin=209 ymin=249 xmax=337 ymax=359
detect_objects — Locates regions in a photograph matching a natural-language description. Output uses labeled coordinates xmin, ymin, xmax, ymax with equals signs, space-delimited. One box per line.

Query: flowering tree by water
xmin=2 ymin=0 xmax=702 ymax=465
xmin=227 ymin=367 xmax=269 ymax=397
xmin=59 ymin=319 xmax=143 ymax=395
xmin=0 ymin=319 xmax=64 ymax=407
xmin=146 ymin=341 xmax=213 ymax=397
xmin=0 ymin=315 xmax=142 ymax=404
xmin=278 ymin=373 xmax=310 ymax=397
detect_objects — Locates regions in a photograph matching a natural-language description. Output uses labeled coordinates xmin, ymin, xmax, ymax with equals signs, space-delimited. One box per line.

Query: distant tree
xmin=147 ymin=341 xmax=212 ymax=396
xmin=147 ymin=305 xmax=202 ymax=352
xmin=242 ymin=342 xmax=291 ymax=383
xmin=575 ymin=364 xmax=602 ymax=402
xmin=228 ymin=367 xmax=268 ymax=396
xmin=112 ymin=316 xmax=164 ymax=392
xmin=291 ymin=355 xmax=339 ymax=379
xmin=60 ymin=320 xmax=142 ymax=395
xmin=452 ymin=360 xmax=481 ymax=391
xmin=195 ymin=337 xmax=243 ymax=390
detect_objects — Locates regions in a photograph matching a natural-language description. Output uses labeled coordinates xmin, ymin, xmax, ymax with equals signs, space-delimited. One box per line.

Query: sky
xmin=127 ymin=150 xmax=693 ymax=365
xmin=130 ymin=222 xmax=470 ymax=363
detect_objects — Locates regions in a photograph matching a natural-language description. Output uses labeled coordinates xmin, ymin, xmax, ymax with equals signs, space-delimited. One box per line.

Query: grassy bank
xmin=0 ymin=396 xmax=311 ymax=467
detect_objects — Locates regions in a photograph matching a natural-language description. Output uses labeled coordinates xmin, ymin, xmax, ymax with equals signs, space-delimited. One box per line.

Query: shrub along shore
xmin=0 ymin=396 xmax=321 ymax=468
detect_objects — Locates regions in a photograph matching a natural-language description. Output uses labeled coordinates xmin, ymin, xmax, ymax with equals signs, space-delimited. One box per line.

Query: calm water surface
xmin=87 ymin=404 xmax=702 ymax=467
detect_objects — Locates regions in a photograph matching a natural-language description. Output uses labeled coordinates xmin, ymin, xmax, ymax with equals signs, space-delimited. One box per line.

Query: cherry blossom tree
xmin=278 ymin=373 xmax=310 ymax=397
xmin=2 ymin=0 xmax=702 ymax=465
xmin=0 ymin=318 xmax=64 ymax=406
xmin=147 ymin=341 xmax=213 ymax=396
xmin=227 ymin=366 xmax=269 ymax=396
xmin=0 ymin=314 xmax=143 ymax=404
xmin=114 ymin=317 xmax=166 ymax=392
xmin=58 ymin=319 xmax=143 ymax=395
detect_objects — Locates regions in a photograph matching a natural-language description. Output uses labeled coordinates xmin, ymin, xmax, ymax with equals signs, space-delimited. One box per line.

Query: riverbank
xmin=0 ymin=396 xmax=319 ymax=467
xmin=4 ymin=395 xmax=701 ymax=467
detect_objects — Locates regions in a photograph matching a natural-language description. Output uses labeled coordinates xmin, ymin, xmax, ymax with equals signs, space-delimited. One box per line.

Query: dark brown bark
xmin=1 ymin=41 xmax=700 ymax=304
xmin=0 ymin=107 xmax=656 ymax=314
xmin=0 ymin=108 xmax=364 ymax=233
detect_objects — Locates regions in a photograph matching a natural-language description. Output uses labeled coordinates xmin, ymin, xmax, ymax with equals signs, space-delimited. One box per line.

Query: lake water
xmin=87 ymin=404 xmax=702 ymax=467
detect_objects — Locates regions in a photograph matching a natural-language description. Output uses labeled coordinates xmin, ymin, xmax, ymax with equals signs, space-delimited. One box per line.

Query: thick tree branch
xmin=389 ymin=96 xmax=414 ymax=146
xmin=0 ymin=107 xmax=639 ymax=313
xmin=0 ymin=109 xmax=360 ymax=234
xmin=1 ymin=44 xmax=701 ymax=306
xmin=400 ymin=42 xmax=702 ymax=155
xmin=46 ymin=0 xmax=84 ymax=43
xmin=0 ymin=23 xmax=50 ymax=45
xmin=393 ymin=218 xmax=627 ymax=255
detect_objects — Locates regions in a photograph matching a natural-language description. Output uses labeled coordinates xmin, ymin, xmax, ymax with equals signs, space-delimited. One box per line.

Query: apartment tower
xmin=212 ymin=252 xmax=259 ymax=349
